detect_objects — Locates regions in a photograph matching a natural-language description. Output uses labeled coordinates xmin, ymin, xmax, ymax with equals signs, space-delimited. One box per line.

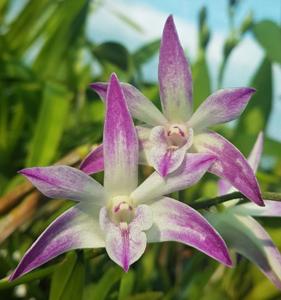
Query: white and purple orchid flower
xmin=10 ymin=74 xmax=232 ymax=281
xmin=207 ymin=132 xmax=281 ymax=289
xmin=81 ymin=15 xmax=263 ymax=207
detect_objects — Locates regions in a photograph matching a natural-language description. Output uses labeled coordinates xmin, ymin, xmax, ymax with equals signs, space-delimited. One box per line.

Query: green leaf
xmin=233 ymin=57 xmax=272 ymax=153
xmin=5 ymin=0 xmax=52 ymax=52
xmin=92 ymin=42 xmax=130 ymax=72
xmin=253 ymin=20 xmax=281 ymax=64
xmin=58 ymin=254 xmax=86 ymax=300
xmin=49 ymin=252 xmax=77 ymax=300
xmin=192 ymin=53 xmax=211 ymax=109
xmin=84 ymin=267 xmax=123 ymax=300
xmin=26 ymin=81 xmax=72 ymax=166
xmin=118 ymin=271 xmax=135 ymax=300
xmin=133 ymin=39 xmax=160 ymax=67
xmin=33 ymin=0 xmax=90 ymax=79
xmin=127 ymin=291 xmax=163 ymax=300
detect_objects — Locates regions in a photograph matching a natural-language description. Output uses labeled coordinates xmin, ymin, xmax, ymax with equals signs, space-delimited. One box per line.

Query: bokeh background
xmin=0 ymin=0 xmax=281 ymax=299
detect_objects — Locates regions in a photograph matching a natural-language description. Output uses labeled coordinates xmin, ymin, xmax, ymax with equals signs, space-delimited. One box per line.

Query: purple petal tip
xmin=18 ymin=168 xmax=31 ymax=176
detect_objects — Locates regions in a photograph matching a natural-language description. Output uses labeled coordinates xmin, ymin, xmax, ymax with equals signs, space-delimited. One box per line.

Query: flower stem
xmin=191 ymin=191 xmax=281 ymax=210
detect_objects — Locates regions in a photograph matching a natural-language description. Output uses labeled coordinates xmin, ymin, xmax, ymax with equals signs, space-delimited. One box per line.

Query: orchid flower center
xmin=109 ymin=195 xmax=134 ymax=224
xmin=166 ymin=124 xmax=188 ymax=148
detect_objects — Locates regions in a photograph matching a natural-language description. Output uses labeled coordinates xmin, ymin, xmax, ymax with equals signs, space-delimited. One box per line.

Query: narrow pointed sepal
xmin=217 ymin=131 xmax=264 ymax=196
xmin=159 ymin=15 xmax=193 ymax=122
xmin=147 ymin=197 xmax=232 ymax=266
xmin=189 ymin=88 xmax=256 ymax=131
xmin=19 ymin=166 xmax=105 ymax=204
xmin=247 ymin=131 xmax=264 ymax=173
xmin=231 ymin=200 xmax=281 ymax=217
xmin=193 ymin=131 xmax=264 ymax=206
xmin=131 ymin=153 xmax=216 ymax=204
xmin=104 ymin=74 xmax=138 ymax=195
xmin=91 ymin=82 xmax=167 ymax=126
xmin=9 ymin=204 xmax=105 ymax=281
xmin=80 ymin=145 xmax=104 ymax=175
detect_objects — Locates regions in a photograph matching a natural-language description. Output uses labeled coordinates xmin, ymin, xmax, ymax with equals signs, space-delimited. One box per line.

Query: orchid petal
xmin=91 ymin=82 xmax=167 ymax=126
xmin=247 ymin=131 xmax=264 ymax=173
xmin=147 ymin=197 xmax=232 ymax=266
xmin=207 ymin=212 xmax=281 ymax=289
xmin=80 ymin=145 xmax=104 ymax=175
xmin=100 ymin=205 xmax=152 ymax=271
xmin=136 ymin=125 xmax=152 ymax=165
xmin=193 ymin=131 xmax=264 ymax=206
xmin=148 ymin=126 xmax=192 ymax=177
xmin=19 ymin=166 xmax=105 ymax=204
xmin=231 ymin=200 xmax=281 ymax=217
xmin=104 ymin=74 xmax=138 ymax=196
xmin=189 ymin=88 xmax=255 ymax=131
xmin=10 ymin=203 xmax=104 ymax=280
xmin=217 ymin=132 xmax=264 ymax=196
xmin=131 ymin=153 xmax=216 ymax=204
xmin=159 ymin=15 xmax=193 ymax=122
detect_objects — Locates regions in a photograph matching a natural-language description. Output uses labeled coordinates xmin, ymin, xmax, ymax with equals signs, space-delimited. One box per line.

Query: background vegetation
xmin=0 ymin=0 xmax=280 ymax=299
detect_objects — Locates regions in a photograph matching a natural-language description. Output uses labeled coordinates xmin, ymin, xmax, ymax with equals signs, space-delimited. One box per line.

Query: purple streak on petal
xmin=189 ymin=88 xmax=256 ymax=131
xmin=131 ymin=153 xmax=216 ymax=204
xmin=100 ymin=205 xmax=152 ymax=271
xmin=247 ymin=131 xmax=264 ymax=173
xmin=19 ymin=166 xmax=104 ymax=204
xmin=91 ymin=82 xmax=167 ymax=126
xmin=159 ymin=15 xmax=193 ymax=122
xmin=147 ymin=197 xmax=232 ymax=266
xmin=232 ymin=200 xmax=281 ymax=217
xmin=104 ymin=74 xmax=138 ymax=195
xmin=193 ymin=131 xmax=264 ymax=206
xmin=148 ymin=126 xmax=192 ymax=177
xmin=217 ymin=132 xmax=264 ymax=196
xmin=9 ymin=204 xmax=104 ymax=281
xmin=80 ymin=145 xmax=104 ymax=175
xmin=208 ymin=212 xmax=281 ymax=289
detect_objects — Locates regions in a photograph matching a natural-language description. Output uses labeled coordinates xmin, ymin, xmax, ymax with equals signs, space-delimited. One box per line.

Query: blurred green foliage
xmin=0 ymin=0 xmax=281 ymax=299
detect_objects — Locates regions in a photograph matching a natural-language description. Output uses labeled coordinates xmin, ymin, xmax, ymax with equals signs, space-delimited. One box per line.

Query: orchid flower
xmin=206 ymin=132 xmax=281 ymax=289
xmin=10 ymin=74 xmax=232 ymax=281
xmin=81 ymin=15 xmax=263 ymax=207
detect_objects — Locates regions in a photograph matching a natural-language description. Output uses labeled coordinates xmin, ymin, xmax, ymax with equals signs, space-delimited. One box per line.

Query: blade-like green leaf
xmin=84 ymin=267 xmax=122 ymax=300
xmin=192 ymin=53 xmax=211 ymax=109
xmin=59 ymin=254 xmax=85 ymax=300
xmin=133 ymin=39 xmax=160 ymax=67
xmin=33 ymin=0 xmax=90 ymax=79
xmin=26 ymin=81 xmax=72 ymax=166
xmin=253 ymin=20 xmax=281 ymax=64
xmin=233 ymin=57 xmax=272 ymax=152
xmin=49 ymin=252 xmax=77 ymax=300
xmin=127 ymin=291 xmax=163 ymax=300
xmin=118 ymin=271 xmax=135 ymax=300
xmin=92 ymin=41 xmax=130 ymax=72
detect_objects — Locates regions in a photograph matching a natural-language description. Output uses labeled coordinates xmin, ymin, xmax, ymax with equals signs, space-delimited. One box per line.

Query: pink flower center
xmin=110 ymin=196 xmax=134 ymax=224
xmin=166 ymin=124 xmax=188 ymax=148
